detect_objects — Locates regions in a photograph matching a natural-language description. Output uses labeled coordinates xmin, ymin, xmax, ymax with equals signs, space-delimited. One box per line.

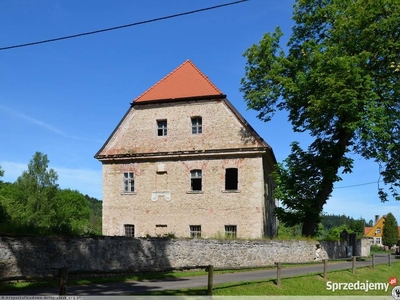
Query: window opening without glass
xmin=225 ymin=168 xmax=238 ymax=190
xmin=190 ymin=170 xmax=202 ymax=191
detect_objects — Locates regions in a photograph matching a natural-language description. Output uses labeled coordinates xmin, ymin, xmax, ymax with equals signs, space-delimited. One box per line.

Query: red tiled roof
xmin=134 ymin=60 xmax=223 ymax=103
xmin=364 ymin=227 xmax=372 ymax=235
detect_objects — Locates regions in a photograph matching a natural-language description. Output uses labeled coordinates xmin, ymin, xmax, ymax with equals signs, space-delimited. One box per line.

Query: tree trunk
xmin=301 ymin=130 xmax=354 ymax=237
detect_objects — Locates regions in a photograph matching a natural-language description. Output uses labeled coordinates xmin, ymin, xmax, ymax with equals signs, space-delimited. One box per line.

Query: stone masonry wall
xmin=0 ymin=236 xmax=369 ymax=278
xmin=100 ymin=99 xmax=275 ymax=239
xmin=319 ymin=238 xmax=371 ymax=259
xmin=102 ymin=156 xmax=266 ymax=238
xmin=0 ymin=236 xmax=316 ymax=278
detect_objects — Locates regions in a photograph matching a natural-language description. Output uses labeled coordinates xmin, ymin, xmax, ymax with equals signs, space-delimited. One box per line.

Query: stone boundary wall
xmin=320 ymin=238 xmax=371 ymax=259
xmin=0 ymin=236 xmax=369 ymax=278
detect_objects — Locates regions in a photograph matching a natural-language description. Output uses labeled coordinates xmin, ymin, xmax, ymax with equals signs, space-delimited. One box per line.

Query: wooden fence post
xmin=58 ymin=267 xmax=68 ymax=295
xmin=323 ymin=259 xmax=328 ymax=279
xmin=352 ymin=256 xmax=356 ymax=274
xmin=372 ymin=254 xmax=375 ymax=269
xmin=388 ymin=253 xmax=391 ymax=267
xmin=276 ymin=262 xmax=281 ymax=286
xmin=207 ymin=265 xmax=214 ymax=296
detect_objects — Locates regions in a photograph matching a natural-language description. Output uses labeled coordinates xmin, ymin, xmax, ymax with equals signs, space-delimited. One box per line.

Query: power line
xmin=0 ymin=0 xmax=248 ymax=51
xmin=335 ymin=181 xmax=382 ymax=189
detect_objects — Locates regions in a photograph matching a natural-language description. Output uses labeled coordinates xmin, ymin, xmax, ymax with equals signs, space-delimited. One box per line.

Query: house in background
xmin=364 ymin=214 xmax=400 ymax=247
xmin=95 ymin=60 xmax=278 ymax=239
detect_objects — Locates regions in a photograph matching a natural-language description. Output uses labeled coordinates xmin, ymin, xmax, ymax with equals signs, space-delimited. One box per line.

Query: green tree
xmin=85 ymin=194 xmax=102 ymax=235
xmin=0 ymin=166 xmax=9 ymax=225
xmin=241 ymin=0 xmax=400 ymax=236
xmin=348 ymin=218 xmax=365 ymax=238
xmin=0 ymin=182 xmax=25 ymax=227
xmin=382 ymin=212 xmax=398 ymax=247
xmin=15 ymin=152 xmax=59 ymax=230
xmin=324 ymin=224 xmax=353 ymax=241
xmin=52 ymin=189 xmax=91 ymax=234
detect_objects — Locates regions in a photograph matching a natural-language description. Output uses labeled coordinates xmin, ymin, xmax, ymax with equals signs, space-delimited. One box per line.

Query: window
xmin=157 ymin=120 xmax=167 ymax=136
xmin=123 ymin=172 xmax=134 ymax=192
xmin=225 ymin=168 xmax=238 ymax=190
xmin=225 ymin=225 xmax=237 ymax=238
xmin=190 ymin=225 xmax=201 ymax=238
xmin=124 ymin=224 xmax=135 ymax=237
xmin=376 ymin=227 xmax=381 ymax=234
xmin=375 ymin=237 xmax=381 ymax=245
xmin=190 ymin=170 xmax=202 ymax=191
xmin=191 ymin=117 xmax=202 ymax=134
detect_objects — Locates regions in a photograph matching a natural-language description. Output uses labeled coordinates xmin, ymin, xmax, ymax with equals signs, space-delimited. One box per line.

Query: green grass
xmin=2 ymin=262 xmax=398 ymax=296
xmin=136 ymin=262 xmax=399 ymax=296
xmin=0 ymin=268 xmax=259 ymax=292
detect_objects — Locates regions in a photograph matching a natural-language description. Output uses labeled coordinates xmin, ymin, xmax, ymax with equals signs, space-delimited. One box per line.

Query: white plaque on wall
xmin=151 ymin=191 xmax=171 ymax=201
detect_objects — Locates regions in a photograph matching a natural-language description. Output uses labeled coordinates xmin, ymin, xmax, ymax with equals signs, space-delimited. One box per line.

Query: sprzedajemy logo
xmin=326 ymin=280 xmax=390 ymax=293
xmin=389 ymin=276 xmax=398 ymax=287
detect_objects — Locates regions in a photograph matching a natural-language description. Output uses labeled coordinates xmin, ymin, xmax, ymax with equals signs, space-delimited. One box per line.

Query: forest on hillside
xmin=0 ymin=152 xmax=102 ymax=235
xmin=278 ymin=214 xmax=369 ymax=241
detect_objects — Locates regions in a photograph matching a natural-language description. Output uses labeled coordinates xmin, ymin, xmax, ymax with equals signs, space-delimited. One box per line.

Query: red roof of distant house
xmin=133 ymin=60 xmax=223 ymax=103
xmin=364 ymin=227 xmax=372 ymax=235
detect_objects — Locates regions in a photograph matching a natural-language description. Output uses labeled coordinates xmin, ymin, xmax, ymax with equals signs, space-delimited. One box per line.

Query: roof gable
xmin=365 ymin=216 xmax=385 ymax=237
xmin=134 ymin=60 xmax=223 ymax=103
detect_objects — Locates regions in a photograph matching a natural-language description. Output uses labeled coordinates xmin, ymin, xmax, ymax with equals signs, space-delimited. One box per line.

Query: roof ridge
xmin=133 ymin=60 xmax=223 ymax=103
xmin=186 ymin=60 xmax=222 ymax=94
xmin=133 ymin=60 xmax=190 ymax=102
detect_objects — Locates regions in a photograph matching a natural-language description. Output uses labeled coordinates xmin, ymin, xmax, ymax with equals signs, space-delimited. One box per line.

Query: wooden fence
xmin=0 ymin=254 xmax=395 ymax=296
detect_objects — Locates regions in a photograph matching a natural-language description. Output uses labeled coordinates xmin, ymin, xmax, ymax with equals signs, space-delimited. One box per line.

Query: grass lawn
xmin=1 ymin=260 xmax=398 ymax=297
xmin=140 ymin=262 xmax=399 ymax=296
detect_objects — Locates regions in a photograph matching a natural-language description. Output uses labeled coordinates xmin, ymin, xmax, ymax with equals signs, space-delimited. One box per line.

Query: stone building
xmin=95 ymin=60 xmax=277 ymax=239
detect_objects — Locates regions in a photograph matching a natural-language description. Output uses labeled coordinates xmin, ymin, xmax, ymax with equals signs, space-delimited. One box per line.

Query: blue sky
xmin=0 ymin=0 xmax=399 ymax=224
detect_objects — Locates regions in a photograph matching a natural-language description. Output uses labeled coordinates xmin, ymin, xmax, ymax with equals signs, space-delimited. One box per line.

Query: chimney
xmin=375 ymin=215 xmax=380 ymax=225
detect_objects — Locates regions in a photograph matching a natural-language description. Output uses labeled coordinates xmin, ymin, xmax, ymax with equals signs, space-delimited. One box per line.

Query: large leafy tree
xmin=52 ymin=189 xmax=91 ymax=234
xmin=15 ymin=151 xmax=59 ymax=229
xmin=382 ymin=213 xmax=398 ymax=247
xmin=241 ymin=0 xmax=400 ymax=236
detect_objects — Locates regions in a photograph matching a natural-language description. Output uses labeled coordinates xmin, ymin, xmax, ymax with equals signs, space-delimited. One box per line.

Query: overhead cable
xmin=0 ymin=0 xmax=248 ymax=51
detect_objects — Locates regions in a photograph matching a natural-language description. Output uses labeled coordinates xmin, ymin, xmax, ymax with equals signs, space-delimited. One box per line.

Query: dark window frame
xmin=190 ymin=225 xmax=202 ymax=238
xmin=123 ymin=172 xmax=135 ymax=193
xmin=157 ymin=120 xmax=168 ymax=136
xmin=225 ymin=168 xmax=238 ymax=190
xmin=191 ymin=116 xmax=202 ymax=134
xmin=124 ymin=224 xmax=135 ymax=237
xmin=190 ymin=169 xmax=202 ymax=191
xmin=225 ymin=225 xmax=237 ymax=238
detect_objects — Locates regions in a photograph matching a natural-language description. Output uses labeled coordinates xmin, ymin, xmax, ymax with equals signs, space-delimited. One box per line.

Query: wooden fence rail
xmin=274 ymin=254 xmax=394 ymax=287
xmin=0 ymin=254 xmax=395 ymax=295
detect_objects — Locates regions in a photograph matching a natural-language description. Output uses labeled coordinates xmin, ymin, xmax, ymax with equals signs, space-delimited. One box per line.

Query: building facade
xmin=364 ymin=214 xmax=400 ymax=247
xmin=95 ymin=60 xmax=277 ymax=239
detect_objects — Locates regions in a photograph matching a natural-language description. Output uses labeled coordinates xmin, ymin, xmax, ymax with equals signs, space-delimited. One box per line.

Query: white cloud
xmin=0 ymin=161 xmax=27 ymax=180
xmin=55 ymin=167 xmax=102 ymax=198
xmin=0 ymin=105 xmax=103 ymax=143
